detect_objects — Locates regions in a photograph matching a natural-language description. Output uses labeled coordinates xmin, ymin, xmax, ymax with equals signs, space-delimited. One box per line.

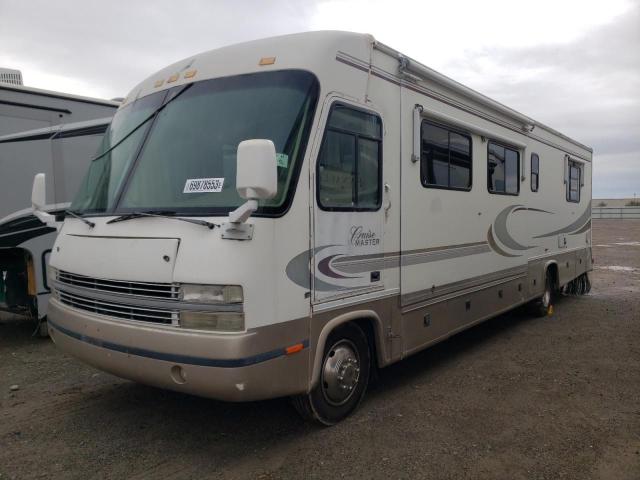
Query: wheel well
xmin=0 ymin=248 xmax=36 ymax=312
xmin=352 ymin=318 xmax=380 ymax=369
xmin=310 ymin=313 xmax=384 ymax=389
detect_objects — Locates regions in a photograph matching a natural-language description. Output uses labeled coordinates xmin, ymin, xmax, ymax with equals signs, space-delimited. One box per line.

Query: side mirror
xmin=228 ymin=140 xmax=277 ymax=224
xmin=32 ymin=173 xmax=46 ymax=210
xmin=31 ymin=173 xmax=58 ymax=229
xmin=236 ymin=139 xmax=277 ymax=200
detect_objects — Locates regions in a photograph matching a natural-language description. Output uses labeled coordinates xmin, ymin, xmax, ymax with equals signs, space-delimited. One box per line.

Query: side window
xmin=420 ymin=121 xmax=472 ymax=190
xmin=317 ymin=104 xmax=382 ymax=211
xmin=488 ymin=141 xmax=520 ymax=195
xmin=531 ymin=153 xmax=540 ymax=192
xmin=567 ymin=160 xmax=581 ymax=202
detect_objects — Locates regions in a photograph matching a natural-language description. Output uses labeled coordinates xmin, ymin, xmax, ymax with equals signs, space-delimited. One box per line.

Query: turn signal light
xmin=285 ymin=343 xmax=304 ymax=355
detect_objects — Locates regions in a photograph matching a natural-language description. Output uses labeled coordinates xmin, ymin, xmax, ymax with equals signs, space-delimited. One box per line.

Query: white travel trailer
xmin=40 ymin=32 xmax=592 ymax=424
xmin=0 ymin=84 xmax=118 ymax=329
xmin=0 ymin=117 xmax=114 ymax=329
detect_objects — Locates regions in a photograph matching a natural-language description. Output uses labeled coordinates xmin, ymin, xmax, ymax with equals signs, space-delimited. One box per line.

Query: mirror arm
xmin=33 ymin=209 xmax=59 ymax=230
xmin=228 ymin=199 xmax=258 ymax=224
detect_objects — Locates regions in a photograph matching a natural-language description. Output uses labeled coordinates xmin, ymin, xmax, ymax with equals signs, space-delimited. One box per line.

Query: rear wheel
xmin=292 ymin=323 xmax=370 ymax=426
xmin=534 ymin=271 xmax=554 ymax=317
xmin=563 ymin=272 xmax=591 ymax=295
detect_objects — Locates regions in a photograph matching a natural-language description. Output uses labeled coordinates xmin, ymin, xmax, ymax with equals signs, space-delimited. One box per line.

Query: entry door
xmin=312 ymin=100 xmax=385 ymax=303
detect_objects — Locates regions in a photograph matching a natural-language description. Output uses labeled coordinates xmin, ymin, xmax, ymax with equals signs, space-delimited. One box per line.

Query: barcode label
xmin=183 ymin=178 xmax=224 ymax=193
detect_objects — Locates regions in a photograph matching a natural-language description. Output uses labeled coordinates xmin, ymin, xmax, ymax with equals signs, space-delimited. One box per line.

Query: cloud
xmin=0 ymin=0 xmax=637 ymax=197
xmin=0 ymin=0 xmax=316 ymax=98
xmin=592 ymin=152 xmax=640 ymax=198
xmin=436 ymin=4 xmax=640 ymax=197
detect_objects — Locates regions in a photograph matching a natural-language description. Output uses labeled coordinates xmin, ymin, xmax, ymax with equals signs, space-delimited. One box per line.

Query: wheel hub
xmin=321 ymin=341 xmax=360 ymax=406
xmin=542 ymin=289 xmax=551 ymax=307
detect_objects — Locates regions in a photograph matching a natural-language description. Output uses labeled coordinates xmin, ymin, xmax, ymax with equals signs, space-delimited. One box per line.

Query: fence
xmin=592 ymin=207 xmax=640 ymax=219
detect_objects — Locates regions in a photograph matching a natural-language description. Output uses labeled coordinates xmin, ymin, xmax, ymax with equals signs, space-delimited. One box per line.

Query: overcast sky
xmin=1 ymin=0 xmax=638 ymax=198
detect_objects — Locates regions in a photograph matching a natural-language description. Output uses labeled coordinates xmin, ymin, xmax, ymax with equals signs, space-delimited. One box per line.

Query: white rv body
xmin=0 ymin=116 xmax=116 ymax=321
xmin=46 ymin=32 xmax=592 ymax=420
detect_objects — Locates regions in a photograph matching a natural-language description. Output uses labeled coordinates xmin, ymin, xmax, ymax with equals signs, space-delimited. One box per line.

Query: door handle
xmin=384 ymin=183 xmax=391 ymax=217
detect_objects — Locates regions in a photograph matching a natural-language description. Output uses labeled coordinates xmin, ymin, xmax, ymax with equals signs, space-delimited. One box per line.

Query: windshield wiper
xmin=65 ymin=210 xmax=95 ymax=228
xmin=106 ymin=211 xmax=218 ymax=230
xmin=91 ymin=83 xmax=194 ymax=163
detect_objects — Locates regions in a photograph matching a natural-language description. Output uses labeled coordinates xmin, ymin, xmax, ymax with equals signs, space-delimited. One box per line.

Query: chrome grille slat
xmin=57 ymin=272 xmax=174 ymax=287
xmin=57 ymin=290 xmax=177 ymax=325
xmin=58 ymin=291 xmax=173 ymax=316
xmin=56 ymin=270 xmax=178 ymax=300
xmin=58 ymin=276 xmax=174 ymax=295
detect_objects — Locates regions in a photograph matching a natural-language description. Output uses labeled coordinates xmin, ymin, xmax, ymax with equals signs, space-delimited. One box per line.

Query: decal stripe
xmin=48 ymin=318 xmax=309 ymax=368
xmin=487 ymin=226 xmax=520 ymax=258
xmin=493 ymin=205 xmax=535 ymax=251
xmin=571 ymin=220 xmax=592 ymax=235
xmin=533 ymin=207 xmax=591 ymax=238
xmin=0 ymin=226 xmax=56 ymax=248
xmin=318 ymin=254 xmax=359 ymax=279
xmin=401 ymin=264 xmax=528 ymax=307
xmin=286 ymin=242 xmax=492 ymax=289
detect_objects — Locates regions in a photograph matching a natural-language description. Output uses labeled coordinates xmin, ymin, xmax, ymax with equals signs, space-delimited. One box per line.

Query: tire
xmin=292 ymin=323 xmax=370 ymax=426
xmin=36 ymin=318 xmax=49 ymax=338
xmin=534 ymin=271 xmax=554 ymax=317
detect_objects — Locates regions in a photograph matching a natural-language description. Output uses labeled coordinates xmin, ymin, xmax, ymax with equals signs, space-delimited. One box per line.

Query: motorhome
xmin=0 ymin=117 xmax=115 ymax=330
xmin=39 ymin=32 xmax=592 ymax=424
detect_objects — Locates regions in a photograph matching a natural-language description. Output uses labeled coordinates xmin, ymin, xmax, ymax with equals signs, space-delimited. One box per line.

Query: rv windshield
xmin=71 ymin=70 xmax=319 ymax=216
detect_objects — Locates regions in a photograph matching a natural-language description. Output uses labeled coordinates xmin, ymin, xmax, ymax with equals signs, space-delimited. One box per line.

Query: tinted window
xmin=531 ymin=153 xmax=539 ymax=192
xmin=567 ymin=161 xmax=581 ymax=202
xmin=72 ymin=70 xmax=319 ymax=217
xmin=71 ymin=92 xmax=166 ymax=213
xmin=317 ymin=105 xmax=382 ymax=210
xmin=421 ymin=121 xmax=472 ymax=190
xmin=488 ymin=142 xmax=519 ymax=195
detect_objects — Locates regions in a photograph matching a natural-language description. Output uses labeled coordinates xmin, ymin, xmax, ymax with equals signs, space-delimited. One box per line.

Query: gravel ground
xmin=1 ymin=219 xmax=639 ymax=480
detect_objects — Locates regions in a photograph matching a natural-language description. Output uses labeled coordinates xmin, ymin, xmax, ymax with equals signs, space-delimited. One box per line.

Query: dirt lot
xmin=1 ymin=220 xmax=639 ymax=480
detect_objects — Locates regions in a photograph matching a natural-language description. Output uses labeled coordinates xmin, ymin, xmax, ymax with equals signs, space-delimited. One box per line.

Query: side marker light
xmin=259 ymin=57 xmax=276 ymax=66
xmin=285 ymin=343 xmax=304 ymax=355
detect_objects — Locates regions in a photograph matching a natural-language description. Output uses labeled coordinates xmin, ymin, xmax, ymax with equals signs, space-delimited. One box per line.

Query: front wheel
xmin=292 ymin=323 xmax=370 ymax=426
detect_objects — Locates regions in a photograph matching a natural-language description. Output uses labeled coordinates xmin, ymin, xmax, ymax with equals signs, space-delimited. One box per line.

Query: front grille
xmin=57 ymin=270 xmax=179 ymax=300
xmin=56 ymin=289 xmax=178 ymax=325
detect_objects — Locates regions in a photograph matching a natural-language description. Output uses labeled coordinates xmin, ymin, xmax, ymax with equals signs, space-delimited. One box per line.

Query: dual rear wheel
xmin=533 ymin=268 xmax=591 ymax=317
xmin=534 ymin=270 xmax=556 ymax=317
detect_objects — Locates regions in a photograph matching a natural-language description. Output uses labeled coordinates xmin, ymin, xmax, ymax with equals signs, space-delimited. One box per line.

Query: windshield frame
xmin=73 ymin=69 xmax=321 ymax=219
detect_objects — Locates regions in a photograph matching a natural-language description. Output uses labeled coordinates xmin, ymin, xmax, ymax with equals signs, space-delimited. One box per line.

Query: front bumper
xmin=48 ymin=299 xmax=310 ymax=402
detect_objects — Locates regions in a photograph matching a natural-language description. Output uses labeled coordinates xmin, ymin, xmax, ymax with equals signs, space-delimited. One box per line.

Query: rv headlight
xmin=179 ymin=311 xmax=244 ymax=332
xmin=181 ymin=284 xmax=243 ymax=304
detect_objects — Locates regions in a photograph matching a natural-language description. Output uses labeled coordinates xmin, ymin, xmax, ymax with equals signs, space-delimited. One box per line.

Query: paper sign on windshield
xmin=276 ymin=153 xmax=288 ymax=168
xmin=183 ymin=178 xmax=224 ymax=193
